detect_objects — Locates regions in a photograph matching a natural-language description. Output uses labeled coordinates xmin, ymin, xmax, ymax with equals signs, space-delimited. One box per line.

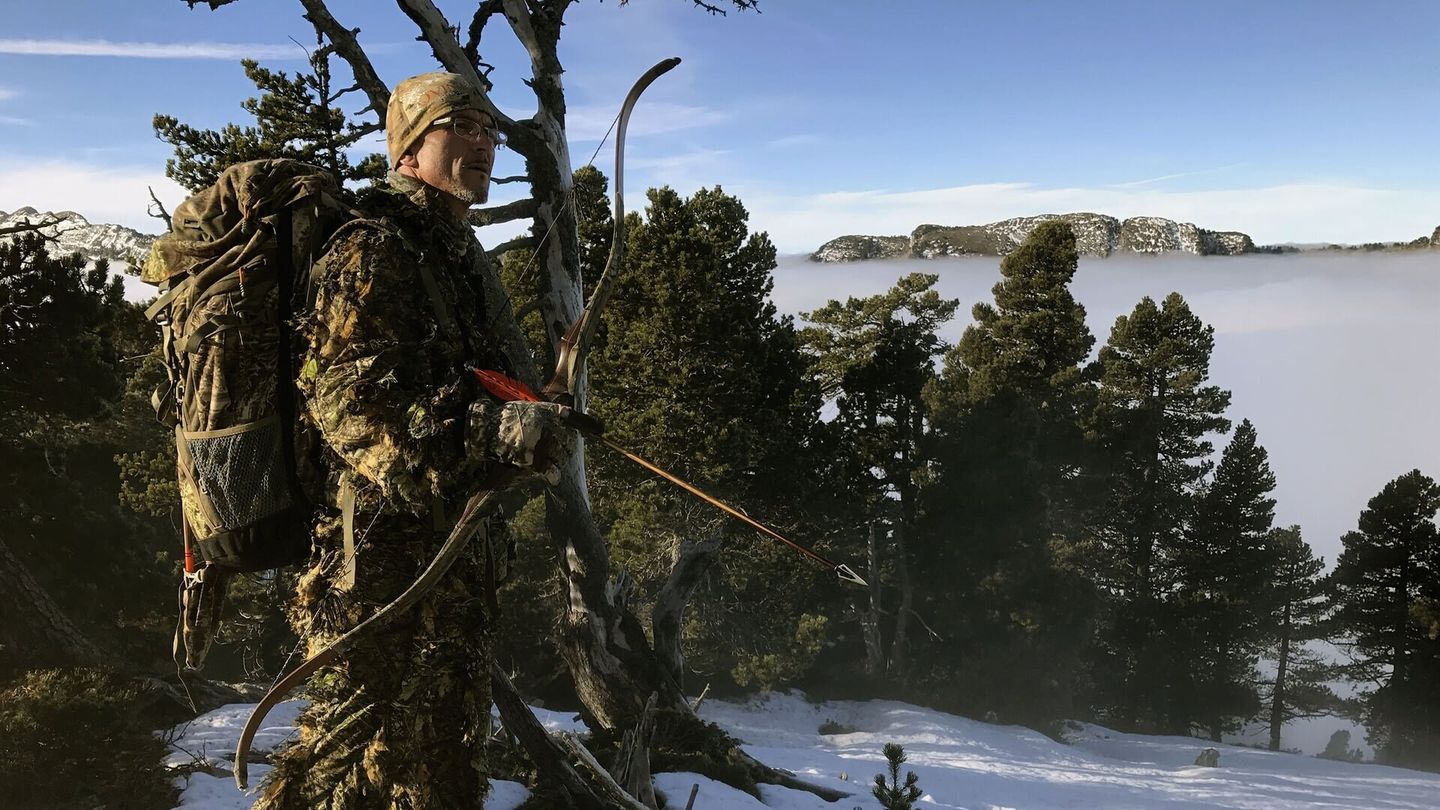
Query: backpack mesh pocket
xmin=184 ymin=416 xmax=293 ymax=531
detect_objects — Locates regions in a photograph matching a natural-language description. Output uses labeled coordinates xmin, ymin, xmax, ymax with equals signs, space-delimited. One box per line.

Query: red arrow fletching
xmin=473 ymin=368 xmax=540 ymax=403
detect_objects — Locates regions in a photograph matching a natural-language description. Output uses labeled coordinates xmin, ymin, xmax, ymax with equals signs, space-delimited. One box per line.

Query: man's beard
xmin=439 ymin=177 xmax=487 ymax=206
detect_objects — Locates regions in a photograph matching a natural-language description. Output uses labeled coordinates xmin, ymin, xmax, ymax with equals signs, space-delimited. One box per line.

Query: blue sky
xmin=1 ymin=0 xmax=1437 ymax=251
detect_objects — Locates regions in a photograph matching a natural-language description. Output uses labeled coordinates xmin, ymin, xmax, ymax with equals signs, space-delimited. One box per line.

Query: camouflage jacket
xmin=300 ymin=173 xmax=516 ymax=521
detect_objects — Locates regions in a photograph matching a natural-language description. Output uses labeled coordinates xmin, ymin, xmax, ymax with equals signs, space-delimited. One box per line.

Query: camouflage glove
xmin=466 ymin=399 xmax=601 ymax=484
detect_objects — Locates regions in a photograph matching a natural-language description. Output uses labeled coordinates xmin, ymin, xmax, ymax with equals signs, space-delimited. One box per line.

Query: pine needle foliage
xmin=154 ymin=53 xmax=385 ymax=192
xmin=872 ymin=742 xmax=923 ymax=809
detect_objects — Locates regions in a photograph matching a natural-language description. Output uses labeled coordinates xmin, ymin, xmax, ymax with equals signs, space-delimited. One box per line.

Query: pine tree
xmin=1176 ymin=419 xmax=1277 ymax=739
xmin=154 ymin=53 xmax=385 ymax=192
xmin=1262 ymin=525 xmax=1337 ymax=751
xmin=0 ymin=234 xmax=172 ymax=675
xmin=1086 ymin=292 xmax=1231 ymax=732
xmin=872 ymin=742 xmax=923 ymax=809
xmin=583 ymin=184 xmax=825 ymax=690
xmin=1331 ymin=469 xmax=1440 ymax=769
xmin=801 ymin=274 xmax=957 ymax=683
xmin=920 ymin=221 xmax=1096 ymax=724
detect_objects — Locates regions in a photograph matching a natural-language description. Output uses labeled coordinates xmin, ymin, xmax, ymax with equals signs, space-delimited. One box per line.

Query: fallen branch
xmin=558 ymin=733 xmax=654 ymax=810
xmin=488 ymin=661 xmax=607 ymax=806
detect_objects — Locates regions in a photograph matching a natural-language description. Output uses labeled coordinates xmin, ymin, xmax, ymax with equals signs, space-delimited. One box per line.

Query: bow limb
xmin=542 ymin=57 xmax=681 ymax=405
xmin=234 ymin=476 xmax=516 ymax=789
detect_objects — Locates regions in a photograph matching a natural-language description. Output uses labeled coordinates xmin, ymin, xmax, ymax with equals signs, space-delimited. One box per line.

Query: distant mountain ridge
xmin=811 ymin=213 xmax=1439 ymax=262
xmin=0 ymin=208 xmax=157 ymax=264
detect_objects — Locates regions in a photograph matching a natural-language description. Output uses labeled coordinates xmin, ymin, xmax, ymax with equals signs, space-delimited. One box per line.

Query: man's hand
xmin=467 ymin=399 xmax=603 ymax=484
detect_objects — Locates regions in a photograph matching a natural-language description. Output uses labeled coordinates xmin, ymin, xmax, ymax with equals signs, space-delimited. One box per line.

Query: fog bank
xmin=772 ymin=251 xmax=1440 ymax=568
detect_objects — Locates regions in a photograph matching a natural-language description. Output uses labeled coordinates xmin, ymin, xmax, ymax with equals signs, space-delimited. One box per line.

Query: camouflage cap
xmin=386 ymin=72 xmax=489 ymax=166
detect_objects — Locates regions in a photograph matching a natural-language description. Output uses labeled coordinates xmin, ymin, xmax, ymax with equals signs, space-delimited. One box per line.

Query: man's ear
xmin=395 ymin=151 xmax=420 ymax=178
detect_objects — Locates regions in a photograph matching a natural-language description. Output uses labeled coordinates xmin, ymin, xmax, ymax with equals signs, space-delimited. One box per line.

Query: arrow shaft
xmin=599 ymin=436 xmax=839 ymax=571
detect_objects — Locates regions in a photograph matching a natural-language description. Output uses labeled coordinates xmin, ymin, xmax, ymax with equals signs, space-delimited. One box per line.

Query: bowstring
xmin=484 ymin=108 xmax=622 ymax=335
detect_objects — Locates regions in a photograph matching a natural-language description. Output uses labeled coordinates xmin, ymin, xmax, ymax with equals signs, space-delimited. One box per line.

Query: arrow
xmin=474 ymin=368 xmax=868 ymax=587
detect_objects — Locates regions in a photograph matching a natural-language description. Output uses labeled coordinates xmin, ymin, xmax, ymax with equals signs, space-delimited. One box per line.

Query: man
xmin=257 ymin=72 xmax=579 ymax=809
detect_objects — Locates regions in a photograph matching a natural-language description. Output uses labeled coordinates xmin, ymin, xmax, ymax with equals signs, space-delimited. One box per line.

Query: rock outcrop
xmin=0 ymin=208 xmax=156 ymax=263
xmin=809 ymin=234 xmax=910 ymax=263
xmin=812 ymin=212 xmax=1257 ymax=261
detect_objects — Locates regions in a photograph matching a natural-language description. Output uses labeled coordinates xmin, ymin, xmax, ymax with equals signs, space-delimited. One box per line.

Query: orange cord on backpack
xmin=182 ymin=516 xmax=196 ymax=575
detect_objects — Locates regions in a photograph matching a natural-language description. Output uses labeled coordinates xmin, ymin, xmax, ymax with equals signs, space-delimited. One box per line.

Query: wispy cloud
xmin=0 ymin=115 xmax=34 ymax=126
xmin=0 ymin=38 xmax=304 ymax=60
xmin=768 ymin=134 xmax=821 ymax=149
xmin=0 ymin=86 xmax=17 ymax=102
xmin=1111 ymin=163 xmax=1248 ymax=188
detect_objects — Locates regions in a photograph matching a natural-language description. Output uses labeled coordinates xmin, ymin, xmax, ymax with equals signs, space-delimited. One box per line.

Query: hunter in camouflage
xmin=256 ymin=73 xmax=578 ymax=809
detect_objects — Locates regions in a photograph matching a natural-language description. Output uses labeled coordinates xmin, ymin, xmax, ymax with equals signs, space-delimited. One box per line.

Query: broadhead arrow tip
xmin=835 ymin=563 xmax=868 ymax=588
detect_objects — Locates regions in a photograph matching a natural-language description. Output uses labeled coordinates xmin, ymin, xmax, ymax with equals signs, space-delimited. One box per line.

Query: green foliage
xmin=731 ymin=613 xmax=828 ymax=690
xmin=154 ymin=55 xmax=385 ymax=192
xmin=872 ymin=742 xmax=923 ymax=809
xmin=0 ymin=667 xmax=177 ymax=809
xmin=1084 ymin=292 xmax=1231 ymax=731
xmin=573 ymin=163 xmax=614 ymax=295
xmin=0 ymin=234 xmax=174 ymax=674
xmin=0 ymin=233 xmax=124 ymax=424
xmin=1170 ymin=419 xmax=1278 ymax=737
xmin=1318 ymin=729 xmax=1365 ymax=763
xmin=801 ymin=274 xmax=956 ymax=684
xmin=1330 ymin=469 xmax=1440 ymax=770
xmin=919 ymin=221 xmax=1096 ymax=724
xmin=1258 ymin=527 xmax=1338 ymax=743
xmin=582 ymin=180 xmax=827 ymax=690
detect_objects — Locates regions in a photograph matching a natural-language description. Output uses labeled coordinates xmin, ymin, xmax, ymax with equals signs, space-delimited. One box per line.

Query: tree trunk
xmin=483 ymin=0 xmax=688 ymax=733
xmin=652 ymin=535 xmax=721 ymax=689
xmin=862 ymin=521 xmax=886 ymax=676
xmin=0 ymin=532 xmax=104 ymax=675
xmin=1269 ymin=600 xmax=1292 ymax=751
xmin=890 ymin=484 xmax=915 ymax=684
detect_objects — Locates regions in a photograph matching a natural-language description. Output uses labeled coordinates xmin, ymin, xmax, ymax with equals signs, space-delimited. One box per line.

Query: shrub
xmin=0 ymin=667 xmax=177 ymax=809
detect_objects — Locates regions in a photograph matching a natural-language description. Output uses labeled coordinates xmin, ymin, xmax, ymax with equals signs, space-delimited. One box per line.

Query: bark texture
xmin=653 ymin=536 xmax=722 ymax=688
xmin=0 ymin=533 xmax=104 ymax=674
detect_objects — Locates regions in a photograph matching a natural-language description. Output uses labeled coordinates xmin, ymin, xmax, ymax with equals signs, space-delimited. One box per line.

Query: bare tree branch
xmin=463 ymin=0 xmax=506 ymax=77
xmin=298 ymin=0 xmax=391 ymax=127
xmin=653 ymin=535 xmax=721 ymax=687
xmin=395 ymin=0 xmax=510 ymax=123
xmin=557 ymin=733 xmax=655 ymax=810
xmin=470 ymin=197 xmax=538 ymax=227
xmin=485 ymin=235 xmax=537 ymax=260
xmin=147 ymin=186 xmax=173 ymax=229
xmin=0 ymin=213 xmax=67 ymax=242
xmin=489 ymin=662 xmax=610 ymax=806
xmin=678 ymin=0 xmax=761 ymax=15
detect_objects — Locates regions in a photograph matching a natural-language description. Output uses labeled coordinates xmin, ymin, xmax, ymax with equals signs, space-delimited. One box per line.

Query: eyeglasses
xmin=431 ymin=115 xmax=506 ymax=148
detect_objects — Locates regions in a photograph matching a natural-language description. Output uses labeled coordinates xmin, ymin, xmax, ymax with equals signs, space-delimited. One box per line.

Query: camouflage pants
xmin=255 ymin=514 xmax=494 ymax=810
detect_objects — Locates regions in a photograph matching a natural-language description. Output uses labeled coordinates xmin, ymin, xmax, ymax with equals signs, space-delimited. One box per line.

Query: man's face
xmin=404 ymin=110 xmax=498 ymax=208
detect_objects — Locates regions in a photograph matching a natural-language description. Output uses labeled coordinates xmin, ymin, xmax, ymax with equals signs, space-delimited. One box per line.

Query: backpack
xmin=141 ymin=159 xmax=355 ymax=673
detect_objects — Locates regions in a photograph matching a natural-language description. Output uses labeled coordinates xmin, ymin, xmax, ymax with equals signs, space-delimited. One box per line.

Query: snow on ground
xmin=164 ymin=692 xmax=1440 ymax=809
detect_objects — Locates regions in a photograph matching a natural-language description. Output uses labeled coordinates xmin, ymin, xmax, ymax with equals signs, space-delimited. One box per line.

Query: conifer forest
xmin=0 ymin=2 xmax=1437 ymax=807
